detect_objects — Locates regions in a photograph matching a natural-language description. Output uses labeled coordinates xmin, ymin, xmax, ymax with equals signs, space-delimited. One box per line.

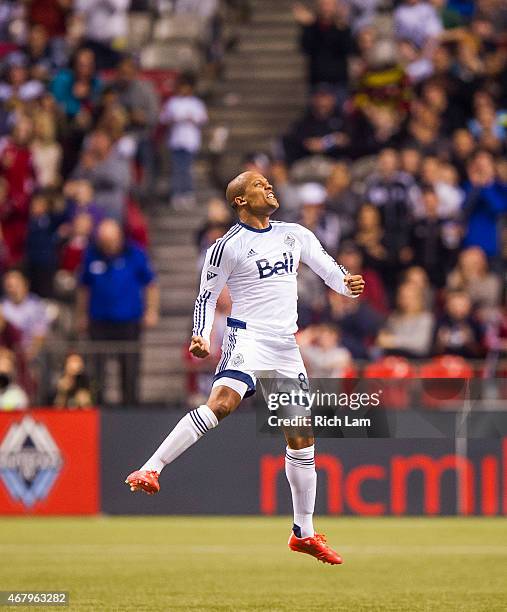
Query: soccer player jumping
xmin=126 ymin=172 xmax=365 ymax=565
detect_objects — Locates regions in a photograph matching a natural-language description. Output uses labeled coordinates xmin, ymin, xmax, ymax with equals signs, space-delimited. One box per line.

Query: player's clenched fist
xmin=344 ymin=274 xmax=365 ymax=296
xmin=189 ymin=336 xmax=210 ymax=358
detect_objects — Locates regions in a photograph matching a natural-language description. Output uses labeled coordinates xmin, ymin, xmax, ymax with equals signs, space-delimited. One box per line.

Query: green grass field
xmin=0 ymin=517 xmax=506 ymax=611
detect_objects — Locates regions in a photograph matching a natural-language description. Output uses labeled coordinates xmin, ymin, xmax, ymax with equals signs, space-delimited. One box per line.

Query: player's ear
xmin=234 ymin=195 xmax=247 ymax=208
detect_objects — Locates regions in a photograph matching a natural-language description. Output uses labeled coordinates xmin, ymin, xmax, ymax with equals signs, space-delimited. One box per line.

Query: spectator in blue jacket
xmin=50 ymin=47 xmax=102 ymax=119
xmin=462 ymin=150 xmax=507 ymax=260
xmin=77 ymin=219 xmax=159 ymax=404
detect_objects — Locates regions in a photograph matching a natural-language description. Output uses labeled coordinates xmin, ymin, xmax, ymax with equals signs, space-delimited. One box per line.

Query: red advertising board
xmin=259 ymin=439 xmax=507 ymax=516
xmin=0 ymin=409 xmax=100 ymax=515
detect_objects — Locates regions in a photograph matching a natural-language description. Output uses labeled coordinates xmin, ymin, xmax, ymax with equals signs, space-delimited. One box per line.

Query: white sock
xmin=285 ymin=445 xmax=316 ymax=539
xmin=141 ymin=405 xmax=218 ymax=473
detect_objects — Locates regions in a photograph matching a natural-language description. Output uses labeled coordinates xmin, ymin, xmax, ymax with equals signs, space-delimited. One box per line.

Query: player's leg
xmin=284 ymin=432 xmax=316 ymax=539
xmin=284 ymin=416 xmax=342 ymax=564
xmin=126 ymin=323 xmax=256 ymax=493
xmin=269 ymin=341 xmax=342 ymax=564
xmin=257 ymin=367 xmax=318 ymax=539
xmin=126 ymin=385 xmax=243 ymax=493
xmin=145 ymin=384 xmax=242 ymax=469
xmin=262 ymin=357 xmax=317 ymax=540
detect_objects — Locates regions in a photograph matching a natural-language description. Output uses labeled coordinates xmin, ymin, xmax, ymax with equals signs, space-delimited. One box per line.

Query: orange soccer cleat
xmin=288 ymin=531 xmax=343 ymax=565
xmin=125 ymin=470 xmax=160 ymax=495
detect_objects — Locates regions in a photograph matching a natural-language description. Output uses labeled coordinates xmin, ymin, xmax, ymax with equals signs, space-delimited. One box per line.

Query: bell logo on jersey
xmin=256 ymin=252 xmax=294 ymax=279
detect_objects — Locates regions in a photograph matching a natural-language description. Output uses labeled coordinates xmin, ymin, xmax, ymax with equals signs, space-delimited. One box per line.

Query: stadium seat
xmin=363 ymin=357 xmax=415 ymax=409
xmin=342 ymin=363 xmax=358 ymax=378
xmin=419 ymin=355 xmax=474 ymax=409
xmin=350 ymin=155 xmax=377 ymax=187
xmin=141 ymin=69 xmax=179 ymax=100
xmin=140 ymin=42 xmax=202 ymax=71
xmin=128 ymin=14 xmax=153 ymax=51
xmin=153 ymin=14 xmax=206 ymax=43
xmin=364 ymin=356 xmax=415 ymax=379
xmin=419 ymin=355 xmax=474 ymax=378
xmin=289 ymin=156 xmax=336 ymax=183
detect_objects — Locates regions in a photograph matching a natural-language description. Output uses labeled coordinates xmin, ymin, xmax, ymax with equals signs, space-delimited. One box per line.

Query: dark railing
xmin=34 ymin=341 xmax=507 ymax=408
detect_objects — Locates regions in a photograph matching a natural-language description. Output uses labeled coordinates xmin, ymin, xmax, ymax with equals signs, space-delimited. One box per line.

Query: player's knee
xmin=208 ymin=399 xmax=234 ymax=421
xmin=207 ymin=386 xmax=241 ymax=421
xmin=286 ymin=435 xmax=314 ymax=450
xmin=207 ymin=392 xmax=237 ymax=420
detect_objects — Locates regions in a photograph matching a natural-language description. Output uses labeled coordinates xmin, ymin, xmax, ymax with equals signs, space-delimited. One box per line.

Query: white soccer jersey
xmin=192 ymin=220 xmax=356 ymax=342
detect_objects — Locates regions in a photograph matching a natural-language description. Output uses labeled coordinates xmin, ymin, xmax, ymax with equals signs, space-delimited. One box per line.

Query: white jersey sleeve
xmin=298 ymin=226 xmax=357 ymax=298
xmin=192 ymin=233 xmax=238 ymax=342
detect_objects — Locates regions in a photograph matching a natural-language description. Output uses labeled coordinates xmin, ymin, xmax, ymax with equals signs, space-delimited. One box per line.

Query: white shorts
xmin=212 ymin=317 xmax=308 ymax=399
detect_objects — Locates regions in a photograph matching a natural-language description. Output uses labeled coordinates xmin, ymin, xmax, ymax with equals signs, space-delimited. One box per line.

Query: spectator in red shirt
xmin=0 ymin=306 xmax=22 ymax=351
xmin=0 ymin=178 xmax=13 ymax=267
xmin=0 ymin=115 xmax=35 ymax=262
xmin=56 ymin=212 xmax=94 ymax=297
xmin=61 ymin=212 xmax=93 ymax=270
xmin=337 ymin=240 xmax=389 ymax=316
xmin=28 ymin=0 xmax=70 ymax=38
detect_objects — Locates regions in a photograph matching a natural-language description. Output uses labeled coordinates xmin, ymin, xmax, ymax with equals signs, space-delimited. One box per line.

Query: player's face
xmin=243 ymin=174 xmax=279 ymax=214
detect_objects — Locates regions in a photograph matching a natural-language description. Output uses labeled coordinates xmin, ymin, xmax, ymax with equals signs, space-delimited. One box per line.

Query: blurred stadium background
xmin=0 ymin=0 xmax=506 ymax=609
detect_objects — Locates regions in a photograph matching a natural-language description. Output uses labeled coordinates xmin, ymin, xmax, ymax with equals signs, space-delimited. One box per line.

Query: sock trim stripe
xmin=189 ymin=410 xmax=207 ymax=435
xmin=193 ymin=409 xmax=209 ymax=433
xmin=286 ymin=455 xmax=314 ymax=461
xmin=286 ymin=452 xmax=314 ymax=460
xmin=191 ymin=410 xmax=208 ymax=435
xmin=285 ymin=453 xmax=315 ymax=463
xmin=285 ymin=456 xmax=315 ymax=466
xmin=285 ymin=455 xmax=315 ymax=463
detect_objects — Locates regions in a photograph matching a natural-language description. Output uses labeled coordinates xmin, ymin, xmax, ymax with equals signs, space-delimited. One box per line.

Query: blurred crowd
xmin=0 ymin=0 xmax=230 ymax=407
xmin=193 ymin=0 xmax=507 ymax=386
xmin=0 ymin=0 xmax=505 ymax=408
